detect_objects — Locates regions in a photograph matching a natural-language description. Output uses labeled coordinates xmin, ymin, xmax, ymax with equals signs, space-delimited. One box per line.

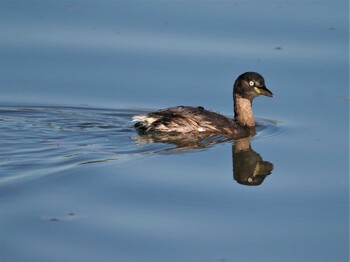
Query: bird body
xmin=133 ymin=106 xmax=242 ymax=135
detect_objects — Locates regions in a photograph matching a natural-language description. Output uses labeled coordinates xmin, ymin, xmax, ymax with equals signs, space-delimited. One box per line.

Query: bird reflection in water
xmin=232 ymin=137 xmax=273 ymax=186
xmin=133 ymin=130 xmax=274 ymax=186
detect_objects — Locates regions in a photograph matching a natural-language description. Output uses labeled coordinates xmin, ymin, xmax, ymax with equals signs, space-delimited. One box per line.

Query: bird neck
xmin=234 ymin=94 xmax=255 ymax=127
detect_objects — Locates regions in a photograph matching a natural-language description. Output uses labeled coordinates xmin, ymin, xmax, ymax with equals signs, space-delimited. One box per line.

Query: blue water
xmin=0 ymin=1 xmax=348 ymax=262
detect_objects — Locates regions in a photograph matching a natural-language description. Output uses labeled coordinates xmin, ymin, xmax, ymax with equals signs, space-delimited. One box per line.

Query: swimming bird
xmin=133 ymin=72 xmax=273 ymax=137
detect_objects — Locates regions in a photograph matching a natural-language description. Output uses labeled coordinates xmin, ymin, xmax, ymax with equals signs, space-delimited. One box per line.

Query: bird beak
xmin=254 ymin=85 xmax=273 ymax=97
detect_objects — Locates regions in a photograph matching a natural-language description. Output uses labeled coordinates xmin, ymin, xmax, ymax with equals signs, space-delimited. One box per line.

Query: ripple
xmin=255 ymin=118 xmax=293 ymax=142
xmin=0 ymin=106 xmax=142 ymax=183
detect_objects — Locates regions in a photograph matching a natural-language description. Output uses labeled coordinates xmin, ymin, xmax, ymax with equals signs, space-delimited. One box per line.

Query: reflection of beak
xmin=254 ymin=85 xmax=273 ymax=97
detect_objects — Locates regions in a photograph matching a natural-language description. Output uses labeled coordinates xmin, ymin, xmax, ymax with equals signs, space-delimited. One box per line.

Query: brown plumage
xmin=134 ymin=106 xmax=242 ymax=135
xmin=133 ymin=72 xmax=273 ymax=138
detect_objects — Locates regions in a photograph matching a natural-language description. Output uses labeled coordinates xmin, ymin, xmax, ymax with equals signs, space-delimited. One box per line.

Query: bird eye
xmin=249 ymin=81 xmax=255 ymax=86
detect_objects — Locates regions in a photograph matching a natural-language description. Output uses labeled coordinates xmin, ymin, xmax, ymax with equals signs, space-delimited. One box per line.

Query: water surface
xmin=0 ymin=1 xmax=348 ymax=262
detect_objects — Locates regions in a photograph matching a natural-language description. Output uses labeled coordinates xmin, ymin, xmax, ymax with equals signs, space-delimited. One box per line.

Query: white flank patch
xmin=132 ymin=115 xmax=147 ymax=122
xmin=198 ymin=127 xmax=205 ymax=132
xmin=132 ymin=115 xmax=159 ymax=125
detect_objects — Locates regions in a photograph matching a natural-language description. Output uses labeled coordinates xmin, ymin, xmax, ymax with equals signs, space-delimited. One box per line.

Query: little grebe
xmin=133 ymin=72 xmax=273 ymax=136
